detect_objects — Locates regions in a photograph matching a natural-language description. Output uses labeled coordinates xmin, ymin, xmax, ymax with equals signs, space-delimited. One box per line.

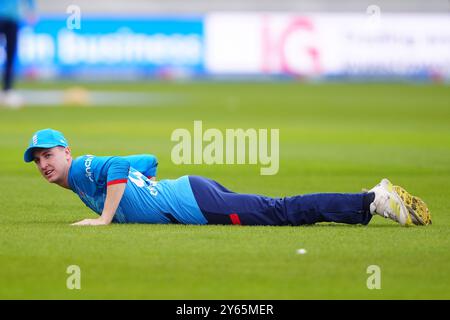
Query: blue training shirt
xmin=0 ymin=0 xmax=35 ymax=21
xmin=67 ymin=154 xmax=207 ymax=225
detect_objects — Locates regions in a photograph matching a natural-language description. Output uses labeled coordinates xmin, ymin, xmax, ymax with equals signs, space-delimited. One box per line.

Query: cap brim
xmin=23 ymin=144 xmax=64 ymax=162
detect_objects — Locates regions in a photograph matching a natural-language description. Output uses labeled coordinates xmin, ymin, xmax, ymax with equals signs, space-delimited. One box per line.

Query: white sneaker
xmin=368 ymin=178 xmax=412 ymax=226
xmin=1 ymin=90 xmax=24 ymax=109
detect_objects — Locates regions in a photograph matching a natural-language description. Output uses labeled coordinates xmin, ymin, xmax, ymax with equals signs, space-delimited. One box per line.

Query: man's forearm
xmin=100 ymin=183 xmax=127 ymax=224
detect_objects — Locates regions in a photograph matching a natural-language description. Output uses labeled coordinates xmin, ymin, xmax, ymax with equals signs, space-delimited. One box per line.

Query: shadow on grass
xmin=293 ymin=223 xmax=403 ymax=229
xmin=10 ymin=220 xmax=404 ymax=230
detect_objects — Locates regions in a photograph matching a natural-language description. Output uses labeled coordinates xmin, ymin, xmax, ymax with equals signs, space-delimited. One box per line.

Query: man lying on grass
xmin=24 ymin=128 xmax=431 ymax=227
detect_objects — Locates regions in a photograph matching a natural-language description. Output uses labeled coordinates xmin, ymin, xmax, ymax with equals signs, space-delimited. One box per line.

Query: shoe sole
xmin=393 ymin=185 xmax=432 ymax=226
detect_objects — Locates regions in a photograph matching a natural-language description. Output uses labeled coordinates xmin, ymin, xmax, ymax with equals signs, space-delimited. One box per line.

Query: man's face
xmin=33 ymin=147 xmax=72 ymax=184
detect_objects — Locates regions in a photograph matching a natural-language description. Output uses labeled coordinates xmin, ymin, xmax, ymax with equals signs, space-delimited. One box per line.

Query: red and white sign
xmin=205 ymin=13 xmax=450 ymax=77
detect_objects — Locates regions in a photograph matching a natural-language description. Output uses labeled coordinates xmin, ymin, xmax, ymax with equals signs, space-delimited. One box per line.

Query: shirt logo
xmin=84 ymin=155 xmax=94 ymax=182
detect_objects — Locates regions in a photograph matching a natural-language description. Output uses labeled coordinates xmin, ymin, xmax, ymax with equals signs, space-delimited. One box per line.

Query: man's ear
xmin=65 ymin=147 xmax=72 ymax=160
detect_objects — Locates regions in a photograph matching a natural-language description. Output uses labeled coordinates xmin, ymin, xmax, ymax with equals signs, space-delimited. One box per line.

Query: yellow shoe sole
xmin=393 ymin=185 xmax=432 ymax=226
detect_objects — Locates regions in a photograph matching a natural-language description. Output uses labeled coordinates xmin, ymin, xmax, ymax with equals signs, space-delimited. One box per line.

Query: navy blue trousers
xmin=0 ymin=19 xmax=18 ymax=91
xmin=189 ymin=176 xmax=373 ymax=226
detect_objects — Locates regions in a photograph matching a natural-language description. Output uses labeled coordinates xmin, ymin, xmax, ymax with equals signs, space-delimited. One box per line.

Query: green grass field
xmin=1 ymin=81 xmax=449 ymax=299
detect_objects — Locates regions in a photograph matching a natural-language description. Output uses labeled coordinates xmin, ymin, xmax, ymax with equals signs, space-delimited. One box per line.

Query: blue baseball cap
xmin=24 ymin=128 xmax=69 ymax=163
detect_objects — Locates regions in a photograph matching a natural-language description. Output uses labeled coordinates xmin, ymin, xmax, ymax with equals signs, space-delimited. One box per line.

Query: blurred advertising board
xmin=7 ymin=13 xmax=450 ymax=80
xmin=205 ymin=13 xmax=450 ymax=80
xmin=15 ymin=16 xmax=204 ymax=79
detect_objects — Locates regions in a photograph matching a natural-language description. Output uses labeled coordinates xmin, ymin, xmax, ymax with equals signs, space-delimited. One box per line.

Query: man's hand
xmin=26 ymin=13 xmax=38 ymax=26
xmin=71 ymin=217 xmax=110 ymax=226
